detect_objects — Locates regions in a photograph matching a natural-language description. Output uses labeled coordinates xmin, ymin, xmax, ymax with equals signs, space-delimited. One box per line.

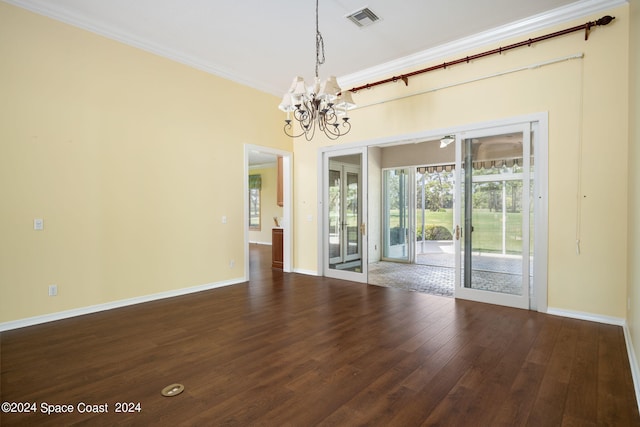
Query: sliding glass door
xmin=324 ymin=148 xmax=368 ymax=282
xmin=382 ymin=168 xmax=412 ymax=263
xmin=455 ymin=123 xmax=533 ymax=309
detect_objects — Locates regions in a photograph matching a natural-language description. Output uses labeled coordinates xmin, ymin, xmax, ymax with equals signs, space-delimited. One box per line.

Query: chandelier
xmin=278 ymin=0 xmax=356 ymax=141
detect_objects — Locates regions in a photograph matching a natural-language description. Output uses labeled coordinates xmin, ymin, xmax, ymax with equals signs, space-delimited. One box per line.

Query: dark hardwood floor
xmin=1 ymin=243 xmax=638 ymax=426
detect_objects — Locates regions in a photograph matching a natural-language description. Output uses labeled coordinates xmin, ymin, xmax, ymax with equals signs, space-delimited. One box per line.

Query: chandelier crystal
xmin=279 ymin=0 xmax=356 ymax=141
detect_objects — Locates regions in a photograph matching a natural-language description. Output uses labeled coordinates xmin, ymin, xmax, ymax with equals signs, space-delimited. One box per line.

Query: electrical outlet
xmin=48 ymin=284 xmax=58 ymax=296
xmin=34 ymin=218 xmax=44 ymax=230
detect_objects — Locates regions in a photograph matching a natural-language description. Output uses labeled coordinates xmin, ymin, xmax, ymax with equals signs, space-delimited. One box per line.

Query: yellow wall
xmin=294 ymin=6 xmax=630 ymax=318
xmin=292 ymin=141 xmax=319 ymax=272
xmin=627 ymin=0 xmax=640 ymax=368
xmin=0 ymin=1 xmax=633 ymax=325
xmin=0 ymin=3 xmax=291 ymax=323
xmin=248 ymin=166 xmax=283 ymax=244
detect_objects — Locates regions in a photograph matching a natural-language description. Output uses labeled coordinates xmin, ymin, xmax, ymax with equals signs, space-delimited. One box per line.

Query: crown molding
xmin=1 ymin=0 xmax=283 ymax=95
xmin=2 ymin=0 xmax=627 ymax=96
xmin=338 ymin=0 xmax=628 ymax=88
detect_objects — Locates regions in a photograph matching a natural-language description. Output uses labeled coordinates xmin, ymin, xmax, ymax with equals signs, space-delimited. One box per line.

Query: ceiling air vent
xmin=346 ymin=7 xmax=380 ymax=28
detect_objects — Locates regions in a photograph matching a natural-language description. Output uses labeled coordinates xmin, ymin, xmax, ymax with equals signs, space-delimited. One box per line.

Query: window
xmin=249 ymin=174 xmax=262 ymax=230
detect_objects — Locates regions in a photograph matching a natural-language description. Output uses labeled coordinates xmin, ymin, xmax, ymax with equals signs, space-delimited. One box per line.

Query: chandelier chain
xmin=315 ymin=0 xmax=325 ymax=79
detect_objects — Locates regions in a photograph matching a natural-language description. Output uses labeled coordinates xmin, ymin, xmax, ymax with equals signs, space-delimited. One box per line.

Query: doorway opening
xmin=364 ymin=119 xmax=545 ymax=311
xmin=370 ymin=156 xmax=458 ymax=296
xmin=245 ymin=145 xmax=292 ymax=281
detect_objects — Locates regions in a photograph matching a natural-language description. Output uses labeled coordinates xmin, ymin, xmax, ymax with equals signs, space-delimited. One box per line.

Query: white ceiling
xmin=248 ymin=151 xmax=278 ymax=168
xmin=4 ymin=0 xmax=623 ymax=96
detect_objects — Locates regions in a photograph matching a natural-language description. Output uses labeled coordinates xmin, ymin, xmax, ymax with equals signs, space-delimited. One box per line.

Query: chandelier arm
xmin=280 ymin=0 xmax=354 ymax=141
xmin=304 ymin=118 xmax=316 ymax=141
xmin=317 ymin=110 xmax=326 ymax=132
xmin=340 ymin=119 xmax=352 ymax=134
xmin=322 ymin=125 xmax=341 ymax=140
xmin=292 ymin=107 xmax=308 ymax=124
xmin=295 ymin=100 xmax=314 ymax=130
xmin=284 ymin=122 xmax=306 ymax=139
xmin=323 ymin=109 xmax=338 ymax=125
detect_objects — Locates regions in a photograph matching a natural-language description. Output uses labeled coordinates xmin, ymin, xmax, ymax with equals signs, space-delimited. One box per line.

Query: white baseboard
xmin=546 ymin=307 xmax=625 ymax=326
xmin=623 ymin=324 xmax=640 ymax=411
xmin=0 ymin=277 xmax=246 ymax=332
xmin=249 ymin=241 xmax=272 ymax=246
xmin=547 ymin=307 xmax=639 ymax=410
xmin=293 ymin=268 xmax=320 ymax=276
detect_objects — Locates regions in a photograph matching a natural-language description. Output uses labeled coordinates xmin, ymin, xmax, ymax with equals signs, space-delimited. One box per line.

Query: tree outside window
xmin=249 ymin=175 xmax=261 ymax=230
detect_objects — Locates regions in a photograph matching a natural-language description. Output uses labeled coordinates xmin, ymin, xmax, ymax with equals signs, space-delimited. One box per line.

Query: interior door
xmin=454 ymin=123 xmax=532 ymax=309
xmin=324 ymin=148 xmax=367 ymax=283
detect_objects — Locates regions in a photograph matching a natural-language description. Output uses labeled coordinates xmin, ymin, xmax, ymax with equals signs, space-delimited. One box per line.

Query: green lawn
xmin=470 ymin=209 xmax=525 ymax=254
xmin=390 ymin=208 xmax=530 ymax=254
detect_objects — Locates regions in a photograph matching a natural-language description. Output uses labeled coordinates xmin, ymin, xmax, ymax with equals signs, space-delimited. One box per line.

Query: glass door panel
xmin=383 ymin=169 xmax=411 ymax=262
xmin=328 ymin=168 xmax=342 ymax=264
xmin=467 ymin=180 xmax=524 ymax=296
xmin=345 ymin=168 xmax=361 ymax=261
xmin=324 ymin=150 xmax=367 ymax=282
xmin=456 ymin=124 xmax=531 ymax=309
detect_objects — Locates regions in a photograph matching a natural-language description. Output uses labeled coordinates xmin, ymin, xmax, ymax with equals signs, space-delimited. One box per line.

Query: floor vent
xmin=346 ymin=7 xmax=380 ymax=28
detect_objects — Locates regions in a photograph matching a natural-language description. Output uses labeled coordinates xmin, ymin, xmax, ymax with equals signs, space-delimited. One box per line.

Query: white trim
xmin=244 ymin=144 xmax=293 ymax=281
xmin=249 ymin=241 xmax=273 ymax=246
xmin=0 ymin=277 xmax=245 ymax=332
xmin=2 ymin=0 xmax=624 ymax=95
xmin=340 ymin=0 xmax=625 ymax=88
xmin=320 ymin=112 xmax=550 ymax=153
xmin=320 ymin=112 xmax=549 ymax=311
xmin=453 ymin=122 xmax=534 ymax=310
xmin=546 ymin=306 xmax=626 ymax=326
xmin=549 ymin=307 xmax=640 ymax=410
xmin=623 ymin=324 xmax=640 ymax=411
xmin=317 ymin=150 xmax=326 ymax=280
xmin=293 ymin=268 xmax=320 ymax=276
xmin=321 ymin=116 xmax=549 ymax=308
xmin=1 ymin=0 xmax=283 ymax=95
xmin=533 ymin=119 xmax=549 ymax=313
xmin=320 ymin=146 xmax=369 ymax=284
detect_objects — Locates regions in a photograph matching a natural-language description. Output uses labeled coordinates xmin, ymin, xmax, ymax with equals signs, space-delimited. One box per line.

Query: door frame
xmin=381 ymin=167 xmax=415 ymax=264
xmin=244 ymin=144 xmax=293 ymax=279
xmin=320 ymin=146 xmax=368 ymax=283
xmin=453 ymin=122 xmax=534 ymax=309
xmin=328 ymin=160 xmax=363 ymax=265
xmin=317 ymin=112 xmax=548 ymax=312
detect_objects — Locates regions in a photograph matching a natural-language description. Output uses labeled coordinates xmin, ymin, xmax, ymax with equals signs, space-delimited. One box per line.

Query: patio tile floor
xmin=368 ymin=253 xmax=529 ymax=297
